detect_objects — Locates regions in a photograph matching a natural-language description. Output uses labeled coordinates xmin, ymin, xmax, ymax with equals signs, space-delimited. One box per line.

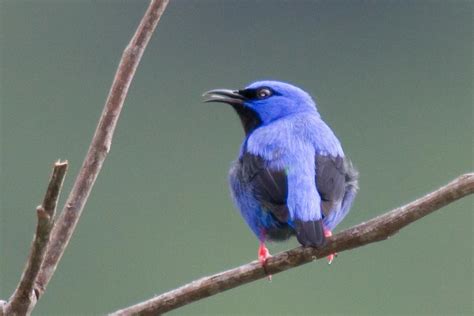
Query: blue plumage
xmin=203 ymin=81 xmax=358 ymax=263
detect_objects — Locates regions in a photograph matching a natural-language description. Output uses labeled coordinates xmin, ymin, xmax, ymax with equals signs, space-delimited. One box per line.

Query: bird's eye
xmin=256 ymin=88 xmax=272 ymax=99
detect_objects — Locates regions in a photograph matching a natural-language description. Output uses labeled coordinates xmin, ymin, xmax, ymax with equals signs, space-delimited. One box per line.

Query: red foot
xmin=258 ymin=242 xmax=272 ymax=281
xmin=324 ymin=229 xmax=337 ymax=264
xmin=258 ymin=242 xmax=271 ymax=264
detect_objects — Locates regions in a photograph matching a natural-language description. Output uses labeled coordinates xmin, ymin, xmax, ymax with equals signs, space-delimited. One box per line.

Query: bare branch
xmin=3 ymin=161 xmax=68 ymax=316
xmin=110 ymin=173 xmax=474 ymax=316
xmin=1 ymin=2 xmax=168 ymax=315
xmin=33 ymin=0 xmax=169 ymax=303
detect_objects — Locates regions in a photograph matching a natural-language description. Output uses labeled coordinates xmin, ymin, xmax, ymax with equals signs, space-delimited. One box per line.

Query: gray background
xmin=1 ymin=1 xmax=472 ymax=315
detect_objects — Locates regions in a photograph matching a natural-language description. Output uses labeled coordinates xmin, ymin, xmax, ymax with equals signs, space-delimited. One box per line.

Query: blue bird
xmin=203 ymin=81 xmax=358 ymax=265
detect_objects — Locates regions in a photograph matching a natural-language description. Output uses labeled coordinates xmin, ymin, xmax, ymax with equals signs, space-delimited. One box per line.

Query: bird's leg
xmin=258 ymin=242 xmax=271 ymax=264
xmin=324 ymin=228 xmax=337 ymax=264
xmin=258 ymin=242 xmax=272 ymax=281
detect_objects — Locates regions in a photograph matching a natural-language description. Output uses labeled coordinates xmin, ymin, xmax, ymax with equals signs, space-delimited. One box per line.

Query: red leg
xmin=258 ymin=242 xmax=272 ymax=281
xmin=258 ymin=242 xmax=271 ymax=265
xmin=324 ymin=228 xmax=337 ymax=264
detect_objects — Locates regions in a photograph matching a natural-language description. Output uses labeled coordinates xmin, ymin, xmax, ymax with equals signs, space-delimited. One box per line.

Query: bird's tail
xmin=295 ymin=219 xmax=326 ymax=247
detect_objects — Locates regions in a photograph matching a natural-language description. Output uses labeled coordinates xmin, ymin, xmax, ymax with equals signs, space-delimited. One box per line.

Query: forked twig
xmin=1 ymin=1 xmax=169 ymax=315
xmin=3 ymin=161 xmax=68 ymax=316
xmin=35 ymin=0 xmax=169 ymax=298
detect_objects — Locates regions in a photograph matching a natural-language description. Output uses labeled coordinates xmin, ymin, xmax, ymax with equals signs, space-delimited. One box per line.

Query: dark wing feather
xmin=239 ymin=153 xmax=293 ymax=240
xmin=316 ymin=155 xmax=347 ymax=216
xmin=240 ymin=153 xmax=288 ymax=219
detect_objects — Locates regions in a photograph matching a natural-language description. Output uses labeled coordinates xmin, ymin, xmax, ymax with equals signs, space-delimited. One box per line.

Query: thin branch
xmin=33 ymin=0 xmax=169 ymax=303
xmin=1 ymin=2 xmax=168 ymax=315
xmin=111 ymin=173 xmax=474 ymax=316
xmin=3 ymin=161 xmax=68 ymax=316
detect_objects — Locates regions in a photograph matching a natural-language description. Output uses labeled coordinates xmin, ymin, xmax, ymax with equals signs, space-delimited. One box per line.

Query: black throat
xmin=231 ymin=104 xmax=262 ymax=136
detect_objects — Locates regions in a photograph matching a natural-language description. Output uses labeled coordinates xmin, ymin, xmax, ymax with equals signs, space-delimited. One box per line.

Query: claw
xmin=324 ymin=229 xmax=337 ymax=264
xmin=258 ymin=242 xmax=272 ymax=281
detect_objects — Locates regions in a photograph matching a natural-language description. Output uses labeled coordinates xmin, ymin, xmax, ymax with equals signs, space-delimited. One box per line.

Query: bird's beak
xmin=202 ymin=89 xmax=245 ymax=106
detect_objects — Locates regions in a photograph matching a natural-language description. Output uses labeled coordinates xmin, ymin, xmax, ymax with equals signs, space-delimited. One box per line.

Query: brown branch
xmin=30 ymin=0 xmax=169 ymax=306
xmin=110 ymin=173 xmax=474 ymax=316
xmin=1 ymin=2 xmax=168 ymax=315
xmin=3 ymin=161 xmax=68 ymax=316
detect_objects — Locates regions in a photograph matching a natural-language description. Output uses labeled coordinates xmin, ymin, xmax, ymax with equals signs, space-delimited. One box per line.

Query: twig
xmin=3 ymin=161 xmax=68 ymax=316
xmin=32 ymin=0 xmax=169 ymax=305
xmin=1 ymin=2 xmax=167 ymax=315
xmin=110 ymin=173 xmax=474 ymax=316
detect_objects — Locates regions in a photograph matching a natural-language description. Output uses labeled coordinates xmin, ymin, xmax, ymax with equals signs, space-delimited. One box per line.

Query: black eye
xmin=256 ymin=88 xmax=272 ymax=99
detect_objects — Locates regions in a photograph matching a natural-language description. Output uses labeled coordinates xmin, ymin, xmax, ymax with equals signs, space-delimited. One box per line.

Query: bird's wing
xmin=241 ymin=151 xmax=358 ymax=245
xmin=239 ymin=152 xmax=289 ymax=223
xmin=318 ymin=155 xmax=359 ymax=230
xmin=315 ymin=154 xmax=347 ymax=217
xmin=241 ymin=152 xmax=325 ymax=246
xmin=294 ymin=154 xmax=357 ymax=246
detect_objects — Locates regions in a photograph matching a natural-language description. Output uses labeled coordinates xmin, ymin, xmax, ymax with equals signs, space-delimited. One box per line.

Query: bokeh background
xmin=1 ymin=1 xmax=472 ymax=315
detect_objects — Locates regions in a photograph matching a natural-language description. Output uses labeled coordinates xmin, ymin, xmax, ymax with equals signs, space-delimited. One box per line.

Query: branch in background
xmin=1 ymin=1 xmax=169 ymax=315
xmin=2 ymin=161 xmax=68 ymax=316
xmin=34 ymin=0 xmax=169 ymax=298
xmin=111 ymin=173 xmax=474 ymax=316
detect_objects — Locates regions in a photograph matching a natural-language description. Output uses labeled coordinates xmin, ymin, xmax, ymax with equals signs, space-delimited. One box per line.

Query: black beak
xmin=202 ymin=89 xmax=245 ymax=106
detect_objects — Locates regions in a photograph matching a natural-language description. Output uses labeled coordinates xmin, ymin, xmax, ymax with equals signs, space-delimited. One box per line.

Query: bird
xmin=203 ymin=80 xmax=358 ymax=267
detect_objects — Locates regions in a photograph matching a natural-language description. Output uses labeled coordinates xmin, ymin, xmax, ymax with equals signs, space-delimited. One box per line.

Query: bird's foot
xmin=324 ymin=229 xmax=337 ymax=264
xmin=258 ymin=242 xmax=271 ymax=264
xmin=258 ymin=242 xmax=272 ymax=281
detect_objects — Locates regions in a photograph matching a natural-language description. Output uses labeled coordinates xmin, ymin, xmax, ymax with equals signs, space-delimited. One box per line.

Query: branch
xmin=32 ymin=0 xmax=169 ymax=304
xmin=111 ymin=173 xmax=474 ymax=315
xmin=1 ymin=2 xmax=168 ymax=315
xmin=3 ymin=161 xmax=68 ymax=316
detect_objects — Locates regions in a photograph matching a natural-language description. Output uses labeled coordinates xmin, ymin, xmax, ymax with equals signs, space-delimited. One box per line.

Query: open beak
xmin=202 ymin=89 xmax=245 ymax=106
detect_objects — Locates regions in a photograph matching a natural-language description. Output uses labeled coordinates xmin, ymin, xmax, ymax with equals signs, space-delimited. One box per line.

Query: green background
xmin=1 ymin=1 xmax=472 ymax=315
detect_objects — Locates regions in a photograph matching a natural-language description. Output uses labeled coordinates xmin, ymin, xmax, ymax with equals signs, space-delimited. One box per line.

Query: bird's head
xmin=203 ymin=80 xmax=318 ymax=134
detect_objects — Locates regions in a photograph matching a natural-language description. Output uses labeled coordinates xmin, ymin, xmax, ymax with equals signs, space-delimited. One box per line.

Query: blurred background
xmin=1 ymin=1 xmax=472 ymax=315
